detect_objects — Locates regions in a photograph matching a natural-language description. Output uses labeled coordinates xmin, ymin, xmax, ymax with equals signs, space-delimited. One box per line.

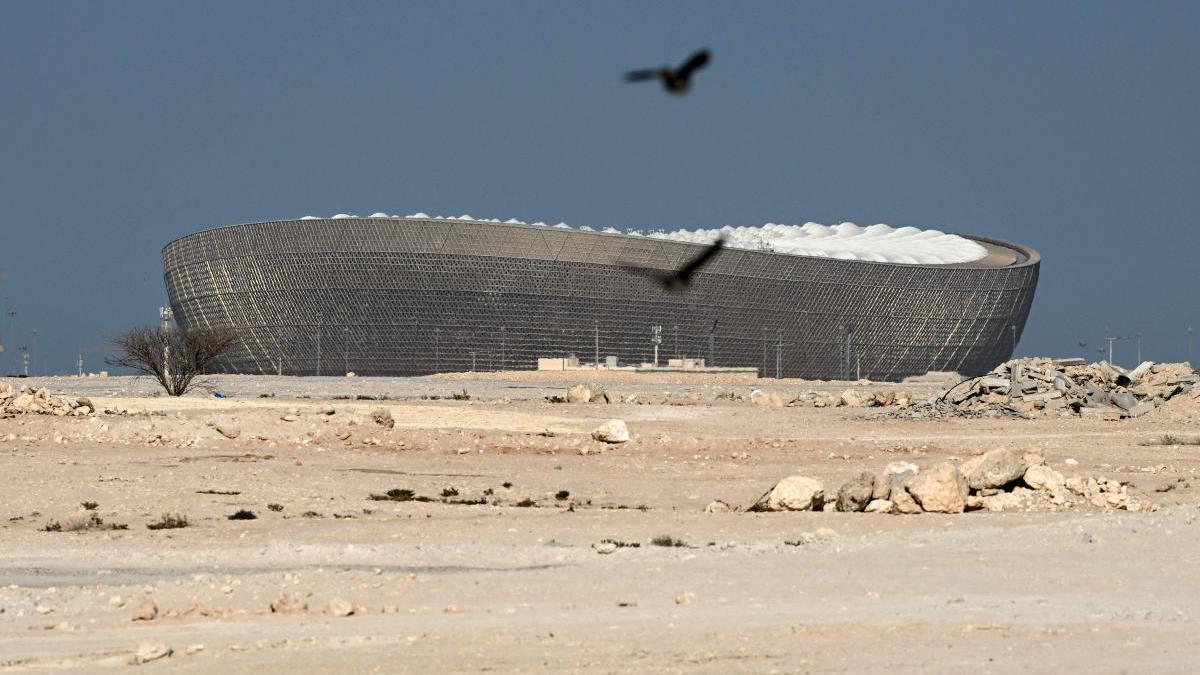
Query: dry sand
xmin=2 ymin=372 xmax=1199 ymax=672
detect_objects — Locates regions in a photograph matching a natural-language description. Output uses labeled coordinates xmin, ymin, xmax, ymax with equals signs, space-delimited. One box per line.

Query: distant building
xmin=162 ymin=216 xmax=1038 ymax=380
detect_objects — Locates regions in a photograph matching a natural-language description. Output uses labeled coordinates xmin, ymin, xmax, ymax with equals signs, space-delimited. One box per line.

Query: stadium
xmin=161 ymin=215 xmax=1039 ymax=380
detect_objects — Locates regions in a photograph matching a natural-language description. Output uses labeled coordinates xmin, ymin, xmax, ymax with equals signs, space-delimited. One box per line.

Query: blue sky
xmin=1 ymin=1 xmax=1197 ymax=374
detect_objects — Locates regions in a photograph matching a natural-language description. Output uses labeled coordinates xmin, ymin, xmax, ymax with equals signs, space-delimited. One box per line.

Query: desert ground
xmin=2 ymin=370 xmax=1199 ymax=673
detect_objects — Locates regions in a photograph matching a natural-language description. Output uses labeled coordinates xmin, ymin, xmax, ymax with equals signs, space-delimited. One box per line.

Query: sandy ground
xmin=2 ymin=372 xmax=1199 ymax=673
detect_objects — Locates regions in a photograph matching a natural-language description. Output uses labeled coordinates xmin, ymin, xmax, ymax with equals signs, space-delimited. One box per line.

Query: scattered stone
xmin=962 ymin=448 xmax=1027 ymax=490
xmin=213 ymin=425 xmax=240 ymax=440
xmin=836 ymin=472 xmax=875 ymax=512
xmin=864 ymin=499 xmax=893 ymax=513
xmin=370 ymin=409 xmax=394 ymax=429
xmin=907 ymin=462 xmax=968 ymax=513
xmin=184 ymin=645 xmax=204 ymax=656
xmin=592 ymin=541 xmax=618 ymax=555
xmin=704 ymin=500 xmax=732 ymax=513
xmin=674 ymin=592 xmax=700 ymax=605
xmin=133 ymin=641 xmax=172 ymax=664
xmin=270 ymin=595 xmax=307 ymax=614
xmin=749 ymin=389 xmax=785 ymax=407
xmin=1023 ymin=464 xmax=1065 ymax=492
xmin=328 ymin=598 xmax=355 ymax=617
xmin=752 ymin=476 xmax=824 ymax=512
xmin=567 ymin=384 xmax=592 ymax=403
xmin=590 ymin=419 xmax=630 ymax=443
xmin=132 ymin=600 xmax=157 ymax=621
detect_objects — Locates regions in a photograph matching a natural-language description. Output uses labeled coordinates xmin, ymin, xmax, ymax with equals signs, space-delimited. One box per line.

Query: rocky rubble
xmin=0 ymin=381 xmax=97 ymax=418
xmin=750 ymin=448 xmax=1155 ymax=515
xmin=891 ymin=358 xmax=1196 ymax=419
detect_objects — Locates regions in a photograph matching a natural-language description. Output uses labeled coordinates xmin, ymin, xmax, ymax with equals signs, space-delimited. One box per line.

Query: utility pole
xmin=1189 ymin=326 xmax=1194 ymax=364
xmin=843 ymin=323 xmax=857 ymax=380
xmin=434 ymin=327 xmax=440 ymax=373
xmin=1135 ymin=331 xmax=1143 ymax=364
xmin=594 ymin=319 xmax=599 ymax=367
xmin=315 ymin=314 xmax=323 ymax=376
xmin=775 ymin=328 xmax=783 ymax=379
xmin=673 ymin=324 xmax=679 ymax=359
xmin=1009 ymin=324 xmax=1016 ymax=359
xmin=7 ymin=310 xmax=16 ymax=376
xmin=344 ymin=326 xmax=352 ymax=375
xmin=708 ymin=319 xmax=717 ymax=367
xmin=159 ymin=307 xmax=172 ymax=382
xmin=77 ymin=351 xmax=83 ymax=377
xmin=651 ymin=325 xmax=662 ymax=367
xmin=20 ymin=346 xmax=28 ymax=377
xmin=470 ymin=351 xmax=477 ymax=372
xmin=30 ymin=328 xmax=38 ymax=376
xmin=500 ymin=326 xmax=506 ymax=371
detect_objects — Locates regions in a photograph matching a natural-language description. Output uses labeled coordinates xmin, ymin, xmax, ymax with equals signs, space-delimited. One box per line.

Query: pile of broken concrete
xmin=0 ymin=381 xmax=96 ymax=418
xmin=751 ymin=447 xmax=1153 ymax=515
xmin=893 ymin=358 xmax=1196 ymax=420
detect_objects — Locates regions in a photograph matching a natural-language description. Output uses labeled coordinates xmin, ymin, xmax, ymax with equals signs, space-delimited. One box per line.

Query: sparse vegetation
xmin=599 ymin=538 xmax=640 ymax=549
xmin=107 ymin=324 xmax=240 ymax=396
xmin=147 ymin=513 xmax=189 ymax=530
xmin=514 ymin=498 xmax=537 ymax=507
xmin=650 ymin=535 xmax=688 ymax=547
xmin=451 ymin=389 xmax=471 ymax=400
xmin=227 ymin=510 xmax=257 ymax=520
xmin=370 ymin=488 xmax=433 ymax=502
xmin=267 ymin=503 xmax=284 ymax=512
xmin=555 ymin=490 xmax=570 ymax=500
xmin=80 ymin=501 xmax=98 ymax=511
xmin=42 ymin=513 xmax=128 ymax=532
xmin=441 ymin=487 xmax=459 ymax=497
xmin=1141 ymin=434 xmax=1200 ymax=446
xmin=301 ymin=511 xmax=322 ymax=518
xmin=197 ymin=489 xmax=241 ymax=495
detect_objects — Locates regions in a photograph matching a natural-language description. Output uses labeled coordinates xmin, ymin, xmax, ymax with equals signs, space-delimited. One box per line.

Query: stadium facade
xmin=162 ymin=216 xmax=1039 ymax=380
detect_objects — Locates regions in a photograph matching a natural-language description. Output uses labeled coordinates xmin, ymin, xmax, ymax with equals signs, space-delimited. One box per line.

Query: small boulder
xmin=907 ymin=463 xmax=967 ymax=513
xmin=836 ymin=472 xmax=875 ymax=512
xmin=132 ymin=600 xmax=157 ymax=622
xmin=890 ymin=487 xmax=923 ymax=514
xmin=133 ymin=641 xmax=172 ymax=664
xmin=214 ymin=425 xmax=240 ymax=440
xmin=873 ymin=462 xmax=918 ymax=500
xmin=961 ymin=448 xmax=1026 ymax=490
xmin=370 ymin=408 xmax=394 ymax=429
xmin=864 ymin=499 xmax=893 ymax=513
xmin=839 ymin=389 xmax=867 ymax=407
xmin=590 ymin=419 xmax=630 ymax=443
xmin=752 ymin=476 xmax=825 ymax=511
xmin=704 ymin=500 xmax=732 ymax=513
xmin=749 ymin=389 xmax=785 ymax=407
xmin=328 ymin=598 xmax=355 ymax=617
xmin=1023 ymin=464 xmax=1065 ymax=492
xmin=567 ymin=384 xmax=592 ymax=403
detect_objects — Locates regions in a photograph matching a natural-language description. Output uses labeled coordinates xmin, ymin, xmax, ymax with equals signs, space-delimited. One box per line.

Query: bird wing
xmin=617 ymin=263 xmax=670 ymax=283
xmin=677 ymin=49 xmax=710 ymax=78
xmin=677 ymin=237 xmax=725 ymax=278
xmin=625 ymin=69 xmax=660 ymax=82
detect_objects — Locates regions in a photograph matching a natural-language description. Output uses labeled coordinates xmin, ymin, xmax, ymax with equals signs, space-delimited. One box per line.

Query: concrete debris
xmin=0 ymin=382 xmax=98 ymax=418
xmin=890 ymin=358 xmax=1196 ymax=420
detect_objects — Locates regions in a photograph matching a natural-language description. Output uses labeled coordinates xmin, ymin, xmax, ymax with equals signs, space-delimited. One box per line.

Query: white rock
xmin=133 ymin=641 xmax=172 ymax=664
xmin=753 ymin=476 xmax=824 ymax=511
xmin=591 ymin=420 xmax=630 ymax=443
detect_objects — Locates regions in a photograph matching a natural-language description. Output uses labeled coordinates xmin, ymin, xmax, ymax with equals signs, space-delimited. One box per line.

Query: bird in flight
xmin=620 ymin=237 xmax=725 ymax=292
xmin=625 ymin=48 xmax=711 ymax=95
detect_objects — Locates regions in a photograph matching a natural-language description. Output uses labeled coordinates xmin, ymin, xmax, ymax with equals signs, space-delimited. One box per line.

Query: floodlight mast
xmin=160 ymin=307 xmax=173 ymax=381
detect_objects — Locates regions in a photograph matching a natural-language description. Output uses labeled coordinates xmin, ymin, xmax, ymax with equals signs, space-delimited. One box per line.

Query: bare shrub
xmin=107 ymin=324 xmax=239 ymax=396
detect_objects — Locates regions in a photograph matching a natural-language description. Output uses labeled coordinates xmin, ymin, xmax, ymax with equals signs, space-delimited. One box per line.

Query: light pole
xmin=7 ymin=310 xmax=16 ymax=375
xmin=593 ymin=319 xmax=599 ymax=367
xmin=20 ymin=346 xmax=29 ymax=376
xmin=434 ymin=327 xmax=440 ymax=372
xmin=315 ymin=314 xmax=323 ymax=376
xmin=775 ymin=327 xmax=784 ymax=379
xmin=651 ymin=325 xmax=662 ymax=367
xmin=1009 ymin=324 xmax=1016 ymax=359
xmin=708 ymin=319 xmax=717 ymax=367
xmin=1135 ymin=331 xmax=1143 ymax=364
xmin=1189 ymin=326 xmax=1194 ymax=364
xmin=159 ymin=307 xmax=172 ymax=382
xmin=343 ymin=327 xmax=351 ymax=375
xmin=29 ymin=328 xmax=38 ymax=376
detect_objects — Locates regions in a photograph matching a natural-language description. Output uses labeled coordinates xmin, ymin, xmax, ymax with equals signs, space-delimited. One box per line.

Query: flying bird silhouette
xmin=619 ymin=237 xmax=725 ymax=292
xmin=625 ymin=49 xmax=711 ymax=95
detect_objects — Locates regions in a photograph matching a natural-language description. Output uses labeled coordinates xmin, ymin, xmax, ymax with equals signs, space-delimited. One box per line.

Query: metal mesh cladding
xmin=161 ymin=218 xmax=1039 ymax=380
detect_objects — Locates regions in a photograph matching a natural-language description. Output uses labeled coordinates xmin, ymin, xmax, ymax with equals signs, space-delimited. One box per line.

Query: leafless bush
xmin=107 ymin=324 xmax=239 ymax=396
